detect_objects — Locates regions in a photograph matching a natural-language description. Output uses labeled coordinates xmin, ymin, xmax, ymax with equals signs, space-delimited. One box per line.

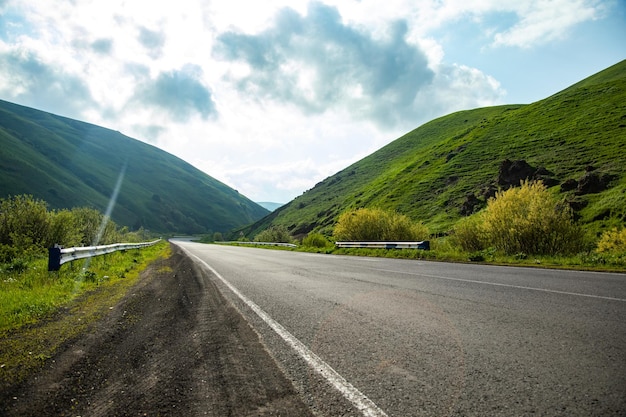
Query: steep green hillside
xmin=241 ymin=60 xmax=626 ymax=238
xmin=0 ymin=100 xmax=268 ymax=234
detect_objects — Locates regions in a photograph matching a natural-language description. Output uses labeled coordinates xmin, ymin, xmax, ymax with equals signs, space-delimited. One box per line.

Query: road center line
xmin=181 ymin=247 xmax=388 ymax=417
xmin=365 ymin=267 xmax=626 ymax=302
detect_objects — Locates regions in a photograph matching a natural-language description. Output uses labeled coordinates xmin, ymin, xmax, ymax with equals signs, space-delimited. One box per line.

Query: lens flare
xmin=93 ymin=161 xmax=127 ymax=246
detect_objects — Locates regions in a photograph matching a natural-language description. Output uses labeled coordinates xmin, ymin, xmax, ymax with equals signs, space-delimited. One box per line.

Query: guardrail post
xmin=48 ymin=245 xmax=62 ymax=271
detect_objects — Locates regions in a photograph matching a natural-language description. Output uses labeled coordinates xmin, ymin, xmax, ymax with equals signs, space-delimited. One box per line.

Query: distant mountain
xmin=0 ymin=100 xmax=269 ymax=234
xmin=239 ymin=60 xmax=626 ymax=238
xmin=256 ymin=202 xmax=284 ymax=212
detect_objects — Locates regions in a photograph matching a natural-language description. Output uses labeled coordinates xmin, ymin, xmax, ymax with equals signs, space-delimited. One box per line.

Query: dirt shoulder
xmin=0 ymin=244 xmax=314 ymax=417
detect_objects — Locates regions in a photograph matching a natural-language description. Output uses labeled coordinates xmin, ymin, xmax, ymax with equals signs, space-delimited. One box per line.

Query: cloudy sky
xmin=1 ymin=1 xmax=624 ymax=203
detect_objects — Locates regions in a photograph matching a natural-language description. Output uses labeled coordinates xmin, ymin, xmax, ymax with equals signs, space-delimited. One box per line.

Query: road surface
xmin=174 ymin=240 xmax=626 ymax=417
xmin=1 ymin=247 xmax=315 ymax=417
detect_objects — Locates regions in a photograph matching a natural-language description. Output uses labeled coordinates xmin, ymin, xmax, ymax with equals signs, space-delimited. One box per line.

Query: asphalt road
xmin=1 ymin=246 xmax=315 ymax=417
xmin=173 ymin=240 xmax=626 ymax=417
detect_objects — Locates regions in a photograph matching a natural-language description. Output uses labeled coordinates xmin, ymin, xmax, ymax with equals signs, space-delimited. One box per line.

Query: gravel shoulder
xmin=1 ymin=245 xmax=314 ymax=417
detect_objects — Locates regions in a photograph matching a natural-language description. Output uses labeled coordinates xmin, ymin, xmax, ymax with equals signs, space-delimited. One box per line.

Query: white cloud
xmin=0 ymin=46 xmax=97 ymax=116
xmin=334 ymin=0 xmax=606 ymax=49
xmin=130 ymin=65 xmax=217 ymax=122
xmin=214 ymin=3 xmax=435 ymax=128
xmin=491 ymin=0 xmax=603 ymax=48
xmin=420 ymin=63 xmax=505 ymax=112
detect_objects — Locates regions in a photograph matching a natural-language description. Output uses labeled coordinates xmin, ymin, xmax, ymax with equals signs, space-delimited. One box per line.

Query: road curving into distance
xmin=173 ymin=239 xmax=626 ymax=417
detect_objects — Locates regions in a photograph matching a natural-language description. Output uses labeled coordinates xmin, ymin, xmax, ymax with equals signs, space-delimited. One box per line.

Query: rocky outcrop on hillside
xmin=560 ymin=166 xmax=616 ymax=215
xmin=459 ymin=159 xmax=562 ymax=216
xmin=497 ymin=159 xmax=559 ymax=188
xmin=560 ymin=166 xmax=616 ymax=195
xmin=460 ymin=162 xmax=618 ymax=218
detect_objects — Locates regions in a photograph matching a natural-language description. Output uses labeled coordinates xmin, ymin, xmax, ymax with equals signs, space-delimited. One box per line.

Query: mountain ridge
xmin=238 ymin=59 xmax=626 ymax=239
xmin=0 ymin=99 xmax=269 ymax=234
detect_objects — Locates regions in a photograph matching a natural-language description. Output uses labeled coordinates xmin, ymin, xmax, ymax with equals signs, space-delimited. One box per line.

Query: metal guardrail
xmin=221 ymin=241 xmax=429 ymax=250
xmin=48 ymin=239 xmax=161 ymax=271
xmin=221 ymin=241 xmax=297 ymax=248
xmin=335 ymin=241 xmax=430 ymax=250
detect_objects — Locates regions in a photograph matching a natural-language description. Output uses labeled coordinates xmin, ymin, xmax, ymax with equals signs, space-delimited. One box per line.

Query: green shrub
xmin=387 ymin=213 xmax=429 ymax=241
xmin=120 ymin=227 xmax=150 ymax=243
xmin=302 ymin=232 xmax=332 ymax=248
xmin=481 ymin=180 xmax=583 ymax=255
xmin=450 ymin=215 xmax=486 ymax=252
xmin=71 ymin=207 xmax=120 ymax=245
xmin=333 ymin=208 xmax=429 ymax=241
xmin=0 ymin=194 xmax=150 ymax=263
xmin=596 ymin=228 xmax=626 ymax=254
xmin=48 ymin=209 xmax=82 ymax=247
xmin=0 ymin=195 xmax=50 ymax=257
xmin=0 ymin=244 xmax=19 ymax=264
xmin=255 ymin=225 xmax=292 ymax=243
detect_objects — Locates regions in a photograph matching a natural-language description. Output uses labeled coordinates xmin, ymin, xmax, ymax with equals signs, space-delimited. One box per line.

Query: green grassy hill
xmin=240 ymin=60 xmax=626 ymax=239
xmin=0 ymin=100 xmax=268 ymax=234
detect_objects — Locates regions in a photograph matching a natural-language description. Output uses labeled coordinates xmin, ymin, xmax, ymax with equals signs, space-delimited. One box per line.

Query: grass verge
xmin=0 ymin=241 xmax=171 ymax=388
xmin=216 ymin=241 xmax=626 ymax=272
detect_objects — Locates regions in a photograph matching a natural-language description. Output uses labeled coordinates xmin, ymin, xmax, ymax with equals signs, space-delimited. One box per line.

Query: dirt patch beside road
xmin=1 ymin=245 xmax=314 ymax=416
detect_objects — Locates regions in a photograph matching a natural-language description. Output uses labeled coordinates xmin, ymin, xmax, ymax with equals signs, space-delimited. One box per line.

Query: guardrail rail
xmin=48 ymin=239 xmax=161 ymax=271
xmin=335 ymin=241 xmax=430 ymax=250
xmin=220 ymin=241 xmax=297 ymax=248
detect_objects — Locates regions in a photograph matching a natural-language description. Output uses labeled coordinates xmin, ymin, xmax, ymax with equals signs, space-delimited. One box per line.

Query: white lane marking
xmin=179 ymin=246 xmax=388 ymax=417
xmin=365 ymin=267 xmax=626 ymax=302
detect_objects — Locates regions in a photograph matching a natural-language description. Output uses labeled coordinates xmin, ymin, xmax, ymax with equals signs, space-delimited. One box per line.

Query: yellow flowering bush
xmin=333 ymin=208 xmax=429 ymax=241
xmin=596 ymin=228 xmax=626 ymax=254
xmin=458 ymin=180 xmax=584 ymax=255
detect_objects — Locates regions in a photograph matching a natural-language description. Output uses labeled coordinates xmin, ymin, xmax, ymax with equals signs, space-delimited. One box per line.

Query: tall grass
xmin=0 ymin=241 xmax=170 ymax=336
xmin=325 ymin=239 xmax=625 ymax=270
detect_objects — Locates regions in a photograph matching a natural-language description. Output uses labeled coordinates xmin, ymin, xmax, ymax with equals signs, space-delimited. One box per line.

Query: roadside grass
xmin=0 ymin=241 xmax=170 ymax=387
xmin=215 ymin=240 xmax=626 ymax=272
xmin=331 ymin=246 xmax=626 ymax=272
